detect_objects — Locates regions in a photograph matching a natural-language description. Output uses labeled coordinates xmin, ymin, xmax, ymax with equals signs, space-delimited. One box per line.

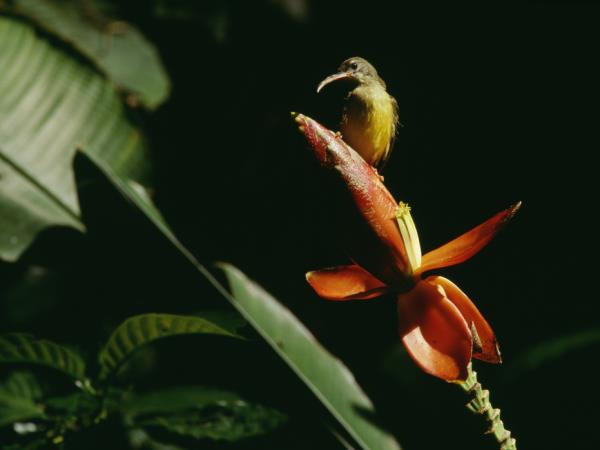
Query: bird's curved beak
xmin=316 ymin=71 xmax=356 ymax=93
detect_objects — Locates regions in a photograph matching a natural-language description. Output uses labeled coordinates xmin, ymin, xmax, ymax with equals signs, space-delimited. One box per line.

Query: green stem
xmin=458 ymin=364 xmax=517 ymax=450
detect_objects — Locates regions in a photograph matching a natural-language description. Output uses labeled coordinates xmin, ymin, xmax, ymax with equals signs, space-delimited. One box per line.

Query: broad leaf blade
xmin=6 ymin=0 xmax=170 ymax=109
xmin=0 ymin=155 xmax=82 ymax=261
xmin=219 ymin=264 xmax=400 ymax=450
xmin=98 ymin=313 xmax=241 ymax=380
xmin=0 ymin=334 xmax=86 ymax=382
xmin=0 ymin=16 xmax=151 ymax=261
xmin=77 ymin=153 xmax=401 ymax=450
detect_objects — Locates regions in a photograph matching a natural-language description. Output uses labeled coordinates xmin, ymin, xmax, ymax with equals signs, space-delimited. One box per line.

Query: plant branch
xmin=458 ymin=364 xmax=517 ymax=450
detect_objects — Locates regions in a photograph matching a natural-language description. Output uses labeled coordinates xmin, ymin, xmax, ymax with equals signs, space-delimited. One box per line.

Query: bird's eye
xmin=350 ymin=62 xmax=358 ymax=70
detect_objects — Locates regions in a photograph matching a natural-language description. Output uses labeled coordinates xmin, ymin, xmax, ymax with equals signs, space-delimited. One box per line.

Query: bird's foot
xmin=334 ymin=131 xmax=343 ymax=139
xmin=372 ymin=167 xmax=384 ymax=182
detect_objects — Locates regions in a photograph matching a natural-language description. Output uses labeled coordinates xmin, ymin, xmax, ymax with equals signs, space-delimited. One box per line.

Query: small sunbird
xmin=317 ymin=57 xmax=399 ymax=169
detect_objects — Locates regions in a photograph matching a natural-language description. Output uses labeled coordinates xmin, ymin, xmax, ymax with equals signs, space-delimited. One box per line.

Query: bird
xmin=317 ymin=57 xmax=399 ymax=170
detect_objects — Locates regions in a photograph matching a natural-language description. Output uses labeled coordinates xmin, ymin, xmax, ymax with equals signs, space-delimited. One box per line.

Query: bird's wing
xmin=376 ymin=95 xmax=400 ymax=170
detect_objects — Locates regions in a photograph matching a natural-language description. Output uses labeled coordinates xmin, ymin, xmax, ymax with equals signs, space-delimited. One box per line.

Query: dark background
xmin=2 ymin=2 xmax=599 ymax=449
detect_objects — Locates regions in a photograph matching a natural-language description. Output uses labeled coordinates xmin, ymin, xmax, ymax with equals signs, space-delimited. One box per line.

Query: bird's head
xmin=317 ymin=57 xmax=384 ymax=93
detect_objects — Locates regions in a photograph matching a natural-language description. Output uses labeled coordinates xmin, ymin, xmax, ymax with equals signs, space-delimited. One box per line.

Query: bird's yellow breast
xmin=341 ymin=84 xmax=398 ymax=167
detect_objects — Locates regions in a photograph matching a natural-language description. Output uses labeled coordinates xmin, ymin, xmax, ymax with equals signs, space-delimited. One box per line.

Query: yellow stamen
xmin=395 ymin=202 xmax=422 ymax=273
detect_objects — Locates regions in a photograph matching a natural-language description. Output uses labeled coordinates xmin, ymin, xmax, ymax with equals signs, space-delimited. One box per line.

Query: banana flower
xmin=293 ymin=112 xmax=520 ymax=381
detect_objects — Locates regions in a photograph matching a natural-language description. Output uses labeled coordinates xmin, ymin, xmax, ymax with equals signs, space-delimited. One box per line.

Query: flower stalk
xmin=459 ymin=364 xmax=517 ymax=450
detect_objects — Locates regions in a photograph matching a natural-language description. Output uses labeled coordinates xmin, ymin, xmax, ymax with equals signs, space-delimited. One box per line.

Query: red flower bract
xmin=294 ymin=112 xmax=520 ymax=381
xmin=294 ymin=112 xmax=411 ymax=287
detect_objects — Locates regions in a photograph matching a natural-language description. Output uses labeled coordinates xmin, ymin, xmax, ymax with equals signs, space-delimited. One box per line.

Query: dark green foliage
xmin=126 ymin=387 xmax=287 ymax=443
xmin=80 ymin=152 xmax=400 ymax=449
xmin=0 ymin=334 xmax=86 ymax=382
xmin=0 ymin=371 xmax=45 ymax=426
xmin=98 ymin=313 xmax=242 ymax=379
xmin=138 ymin=402 xmax=286 ymax=443
xmin=0 ymin=315 xmax=286 ymax=448
xmin=1 ymin=0 xmax=598 ymax=449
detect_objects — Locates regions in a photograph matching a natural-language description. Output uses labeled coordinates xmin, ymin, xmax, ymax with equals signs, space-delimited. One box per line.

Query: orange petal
xmin=429 ymin=276 xmax=501 ymax=363
xmin=397 ymin=280 xmax=472 ymax=381
xmin=418 ymin=202 xmax=521 ymax=275
xmin=306 ymin=265 xmax=389 ymax=300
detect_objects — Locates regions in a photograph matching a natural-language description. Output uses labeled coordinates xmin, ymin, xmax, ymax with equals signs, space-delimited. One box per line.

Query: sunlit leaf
xmin=98 ymin=314 xmax=242 ymax=380
xmin=76 ymin=152 xmax=402 ymax=450
xmin=0 ymin=16 xmax=151 ymax=261
xmin=220 ymin=264 xmax=401 ymax=450
xmin=0 ymin=334 xmax=86 ymax=382
xmin=5 ymin=0 xmax=170 ymax=109
xmin=0 ymin=371 xmax=45 ymax=426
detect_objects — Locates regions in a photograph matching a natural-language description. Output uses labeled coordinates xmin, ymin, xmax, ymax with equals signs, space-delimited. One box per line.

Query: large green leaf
xmin=0 ymin=334 xmax=86 ymax=382
xmin=0 ymin=371 xmax=45 ymax=427
xmin=219 ymin=264 xmax=401 ymax=450
xmin=0 ymin=16 xmax=151 ymax=261
xmin=6 ymin=0 xmax=170 ymax=109
xmin=77 ymin=152 xmax=401 ymax=450
xmin=98 ymin=313 xmax=242 ymax=380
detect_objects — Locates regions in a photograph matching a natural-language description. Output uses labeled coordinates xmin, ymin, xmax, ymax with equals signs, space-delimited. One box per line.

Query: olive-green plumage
xmin=317 ymin=57 xmax=399 ymax=169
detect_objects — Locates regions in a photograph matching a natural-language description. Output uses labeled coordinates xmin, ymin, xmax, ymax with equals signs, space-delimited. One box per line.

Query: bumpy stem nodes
xmin=459 ymin=364 xmax=517 ymax=450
